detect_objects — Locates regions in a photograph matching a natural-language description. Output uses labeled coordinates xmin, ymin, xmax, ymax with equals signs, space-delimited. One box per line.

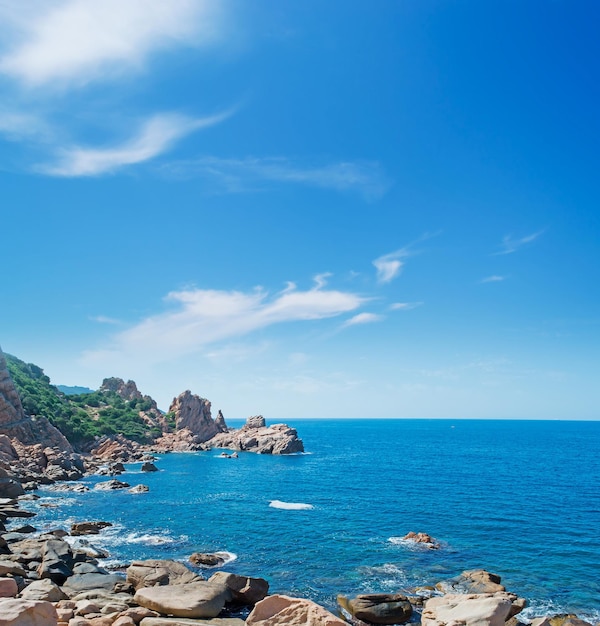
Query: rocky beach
xmin=1 ymin=348 xmax=599 ymax=626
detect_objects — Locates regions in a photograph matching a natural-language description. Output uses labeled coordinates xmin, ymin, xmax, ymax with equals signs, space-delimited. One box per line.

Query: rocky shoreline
xmin=1 ymin=486 xmax=598 ymax=626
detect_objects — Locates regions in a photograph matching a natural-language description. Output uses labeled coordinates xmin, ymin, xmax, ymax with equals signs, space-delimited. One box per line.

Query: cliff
xmin=0 ymin=347 xmax=84 ymax=496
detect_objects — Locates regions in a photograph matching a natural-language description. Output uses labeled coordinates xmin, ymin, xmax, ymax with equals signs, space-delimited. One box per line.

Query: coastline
xmin=2 ymin=435 xmax=598 ymax=625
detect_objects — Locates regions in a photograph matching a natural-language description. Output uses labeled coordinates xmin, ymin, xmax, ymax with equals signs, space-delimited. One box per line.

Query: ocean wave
xmin=357 ymin=563 xmax=409 ymax=590
xmin=521 ymin=599 xmax=600 ymax=625
xmin=269 ymin=500 xmax=314 ymax=510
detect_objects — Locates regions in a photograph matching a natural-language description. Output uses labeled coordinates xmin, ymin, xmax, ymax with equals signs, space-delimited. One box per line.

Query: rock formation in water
xmin=153 ymin=391 xmax=227 ymax=451
xmin=208 ymin=415 xmax=304 ymax=454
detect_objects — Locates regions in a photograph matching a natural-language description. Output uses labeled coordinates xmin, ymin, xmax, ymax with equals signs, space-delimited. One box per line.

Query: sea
xmin=21 ymin=419 xmax=600 ymax=622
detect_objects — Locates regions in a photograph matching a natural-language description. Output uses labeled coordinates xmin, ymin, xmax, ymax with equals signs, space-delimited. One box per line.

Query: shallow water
xmin=24 ymin=419 xmax=600 ymax=621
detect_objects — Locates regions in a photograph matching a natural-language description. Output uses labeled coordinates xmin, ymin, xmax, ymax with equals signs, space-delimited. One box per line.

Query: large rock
xmin=0 ymin=577 xmax=18 ymax=598
xmin=140 ymin=618 xmax=244 ymax=626
xmin=168 ymin=391 xmax=222 ymax=442
xmin=422 ymin=593 xmax=516 ymax=626
xmin=436 ymin=570 xmax=506 ymax=595
xmin=126 ymin=560 xmax=203 ymax=590
xmin=208 ymin=419 xmax=304 ymax=455
xmin=61 ymin=572 xmax=123 ymax=597
xmin=247 ymin=594 xmax=347 ymax=626
xmin=70 ymin=521 xmax=113 ymax=536
xmin=208 ymin=572 xmax=269 ymax=605
xmin=0 ymin=598 xmax=58 ymax=626
xmin=337 ymin=593 xmax=413 ymax=624
xmin=134 ymin=582 xmax=231 ymax=618
xmin=20 ymin=578 xmax=67 ymax=602
xmin=37 ymin=538 xmax=74 ymax=584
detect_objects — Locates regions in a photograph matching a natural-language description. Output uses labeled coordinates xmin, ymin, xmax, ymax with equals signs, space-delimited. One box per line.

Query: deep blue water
xmin=22 ymin=419 xmax=600 ymax=621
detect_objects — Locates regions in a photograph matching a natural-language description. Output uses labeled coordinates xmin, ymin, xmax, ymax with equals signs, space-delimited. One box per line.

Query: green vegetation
xmin=5 ymin=353 xmax=162 ymax=447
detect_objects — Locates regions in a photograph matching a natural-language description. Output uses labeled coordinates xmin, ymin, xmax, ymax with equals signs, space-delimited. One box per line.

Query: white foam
xmin=269 ymin=500 xmax=314 ymax=510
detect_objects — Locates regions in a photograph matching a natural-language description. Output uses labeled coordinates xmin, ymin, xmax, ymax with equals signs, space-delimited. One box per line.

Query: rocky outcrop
xmin=0 ymin=348 xmax=85 ymax=492
xmin=402 ymin=531 xmax=440 ymax=549
xmin=99 ymin=377 xmax=171 ymax=433
xmin=100 ymin=378 xmax=144 ymax=402
xmin=207 ymin=416 xmax=304 ymax=454
xmin=170 ymin=391 xmax=223 ymax=440
xmin=152 ymin=391 xmax=229 ymax=451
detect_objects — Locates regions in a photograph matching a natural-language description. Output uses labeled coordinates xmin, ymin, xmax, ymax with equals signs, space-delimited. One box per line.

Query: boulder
xmin=134 ymin=581 xmax=231 ymax=618
xmin=247 ymin=595 xmax=347 ymax=626
xmin=0 ymin=598 xmax=58 ymax=625
xmin=401 ymin=531 xmax=439 ymax=549
xmin=337 ymin=593 xmax=413 ymax=624
xmin=422 ymin=593 xmax=516 ymax=626
xmin=129 ymin=484 xmax=150 ymax=493
xmin=435 ymin=570 xmax=506 ymax=595
xmin=189 ymin=553 xmax=225 ymax=568
xmin=94 ymin=479 xmax=130 ymax=490
xmin=20 ymin=578 xmax=67 ymax=602
xmin=71 ymin=521 xmax=113 ymax=536
xmin=208 ymin=572 xmax=269 ymax=605
xmin=0 ymin=560 xmax=27 ymax=576
xmin=126 ymin=560 xmax=203 ymax=590
xmin=0 ymin=577 xmax=18 ymax=598
xmin=141 ymin=462 xmax=158 ymax=472
xmin=61 ymin=573 xmax=123 ymax=597
xmin=37 ymin=538 xmax=74 ymax=584
xmin=140 ymin=618 xmax=244 ymax=626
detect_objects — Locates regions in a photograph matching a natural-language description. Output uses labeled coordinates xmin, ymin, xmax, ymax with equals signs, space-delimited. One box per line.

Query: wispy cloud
xmin=343 ymin=312 xmax=384 ymax=327
xmin=495 ymin=230 xmax=545 ymax=255
xmin=89 ymin=315 xmax=122 ymax=325
xmin=0 ymin=1 xmax=224 ymax=88
xmin=161 ymin=156 xmax=390 ymax=199
xmin=373 ymin=233 xmax=439 ymax=284
xmin=83 ymin=278 xmax=367 ymax=364
xmin=480 ymin=275 xmax=506 ymax=283
xmin=38 ymin=111 xmax=231 ymax=177
xmin=0 ymin=1 xmax=230 ymax=176
xmin=389 ymin=302 xmax=423 ymax=310
xmin=373 ymin=249 xmax=410 ymax=284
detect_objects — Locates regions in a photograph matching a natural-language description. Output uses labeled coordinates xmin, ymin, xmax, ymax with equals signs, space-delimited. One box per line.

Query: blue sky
xmin=1 ymin=1 xmax=599 ymax=419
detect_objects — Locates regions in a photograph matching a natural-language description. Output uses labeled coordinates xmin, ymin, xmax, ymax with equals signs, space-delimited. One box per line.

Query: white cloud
xmin=373 ymin=249 xmax=410 ymax=284
xmin=480 ymin=275 xmax=506 ymax=283
xmin=161 ymin=156 xmax=390 ymax=199
xmin=38 ymin=111 xmax=231 ymax=176
xmin=496 ymin=230 xmax=545 ymax=255
xmin=343 ymin=312 xmax=384 ymax=327
xmin=0 ymin=0 xmax=224 ymax=88
xmin=389 ymin=302 xmax=423 ymax=310
xmin=82 ymin=280 xmax=367 ymax=365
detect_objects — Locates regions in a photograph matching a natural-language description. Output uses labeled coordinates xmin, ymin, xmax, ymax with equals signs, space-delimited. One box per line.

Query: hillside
xmin=5 ymin=353 xmax=167 ymax=447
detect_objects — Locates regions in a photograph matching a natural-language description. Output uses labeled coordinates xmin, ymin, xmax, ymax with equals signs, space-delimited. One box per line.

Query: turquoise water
xmin=26 ymin=419 xmax=600 ymax=621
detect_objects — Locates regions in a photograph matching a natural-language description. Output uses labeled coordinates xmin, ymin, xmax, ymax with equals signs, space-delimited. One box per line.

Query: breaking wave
xmin=269 ymin=500 xmax=314 ymax=510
